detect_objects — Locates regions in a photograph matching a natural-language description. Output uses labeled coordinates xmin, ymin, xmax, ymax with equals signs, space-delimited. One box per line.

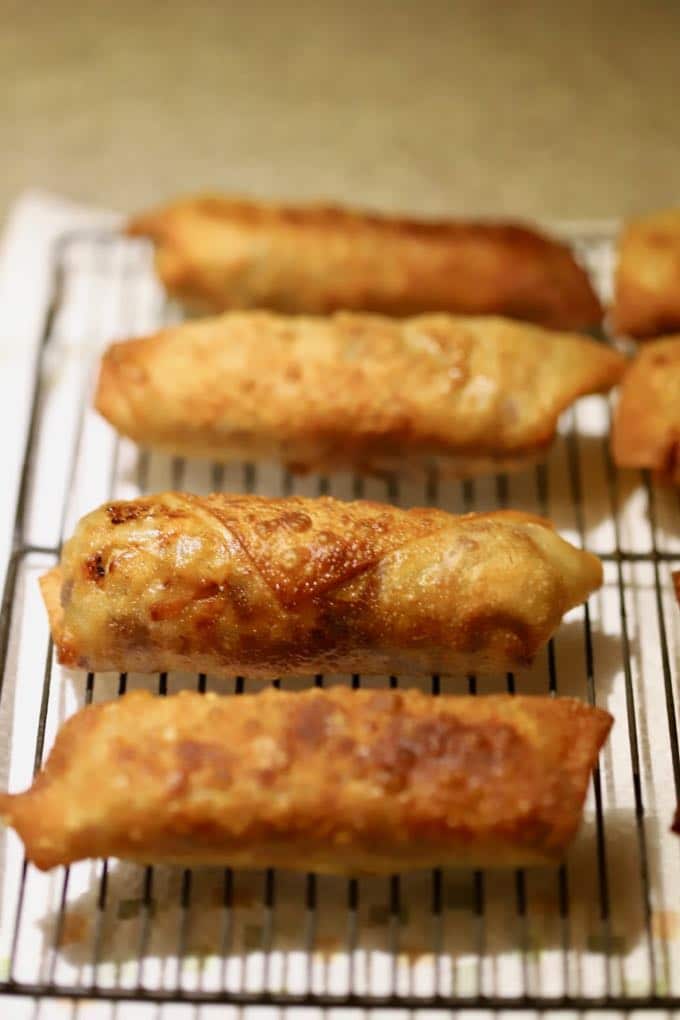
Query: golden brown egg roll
xmin=673 ymin=571 xmax=680 ymax=607
xmin=128 ymin=195 xmax=602 ymax=330
xmin=0 ymin=687 xmax=612 ymax=872
xmin=611 ymin=336 xmax=680 ymax=484
xmin=41 ymin=494 xmax=603 ymax=678
xmin=612 ymin=209 xmax=680 ymax=339
xmin=95 ymin=311 xmax=625 ymax=478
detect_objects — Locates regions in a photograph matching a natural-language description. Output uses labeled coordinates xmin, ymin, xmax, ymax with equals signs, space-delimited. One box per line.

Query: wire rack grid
xmin=0 ymin=228 xmax=678 ymax=1012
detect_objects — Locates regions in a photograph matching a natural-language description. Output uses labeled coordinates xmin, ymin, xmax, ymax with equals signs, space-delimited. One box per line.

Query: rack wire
xmin=0 ymin=228 xmax=678 ymax=1011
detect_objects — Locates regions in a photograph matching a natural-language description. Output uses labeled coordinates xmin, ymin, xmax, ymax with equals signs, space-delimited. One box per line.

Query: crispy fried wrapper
xmin=128 ymin=195 xmax=602 ymax=330
xmin=611 ymin=336 xmax=680 ymax=484
xmin=612 ymin=209 xmax=680 ymax=339
xmin=0 ymin=687 xmax=612 ymax=872
xmin=41 ymin=495 xmax=603 ymax=678
xmin=95 ymin=312 xmax=625 ymax=477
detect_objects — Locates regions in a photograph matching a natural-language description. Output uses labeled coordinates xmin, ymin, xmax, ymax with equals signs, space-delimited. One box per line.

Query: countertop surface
xmin=2 ymin=0 xmax=680 ymax=230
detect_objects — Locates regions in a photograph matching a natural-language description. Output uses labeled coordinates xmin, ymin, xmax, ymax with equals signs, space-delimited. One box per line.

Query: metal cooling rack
xmin=0 ymin=228 xmax=679 ymax=1012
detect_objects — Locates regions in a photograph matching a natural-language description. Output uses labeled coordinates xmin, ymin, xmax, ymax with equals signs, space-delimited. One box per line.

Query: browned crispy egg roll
xmin=0 ymin=687 xmax=612 ymax=872
xmin=612 ymin=209 xmax=680 ymax=338
xmin=95 ymin=312 xmax=625 ymax=477
xmin=128 ymin=195 xmax=602 ymax=330
xmin=40 ymin=494 xmax=603 ymax=678
xmin=673 ymin=571 xmax=680 ymax=606
xmin=611 ymin=336 xmax=680 ymax=483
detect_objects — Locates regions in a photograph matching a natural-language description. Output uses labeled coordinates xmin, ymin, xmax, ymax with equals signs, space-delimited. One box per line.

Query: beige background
xmin=2 ymin=0 xmax=679 ymax=226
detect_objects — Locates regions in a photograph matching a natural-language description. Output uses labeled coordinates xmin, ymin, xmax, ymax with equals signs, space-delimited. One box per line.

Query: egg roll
xmin=128 ymin=195 xmax=602 ymax=330
xmin=0 ymin=687 xmax=612 ymax=872
xmin=41 ymin=494 xmax=603 ymax=678
xmin=611 ymin=336 xmax=680 ymax=483
xmin=95 ymin=311 xmax=625 ymax=477
xmin=612 ymin=209 xmax=680 ymax=339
